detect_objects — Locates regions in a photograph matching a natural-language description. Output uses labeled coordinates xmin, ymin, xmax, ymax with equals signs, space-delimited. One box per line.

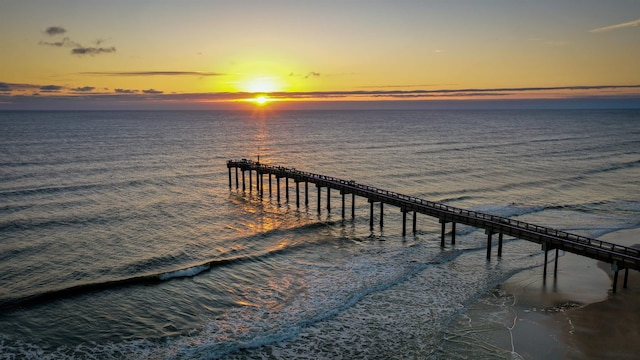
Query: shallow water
xmin=0 ymin=109 xmax=638 ymax=358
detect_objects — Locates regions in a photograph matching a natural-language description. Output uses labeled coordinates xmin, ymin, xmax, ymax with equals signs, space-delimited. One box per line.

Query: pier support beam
xmin=554 ymin=248 xmax=559 ymax=277
xmin=413 ymin=212 xmax=417 ymax=234
xmin=268 ymin=174 xmax=272 ymax=197
xmin=285 ymin=178 xmax=289 ymax=202
xmin=380 ymin=202 xmax=384 ymax=228
xmin=351 ymin=193 xmax=355 ymax=218
xmin=369 ymin=201 xmax=375 ymax=230
xmin=228 ymin=167 xmax=232 ymax=188
xmin=317 ymin=186 xmax=322 ymax=213
xmin=242 ymin=170 xmax=246 ymax=192
xmin=612 ymin=262 xmax=621 ymax=293
xmin=402 ymin=210 xmax=407 ymax=236
xmin=624 ymin=268 xmax=629 ymax=289
xmin=296 ymin=181 xmax=300 ymax=208
xmin=276 ymin=177 xmax=281 ymax=203
xmin=498 ymin=233 xmax=503 ymax=257
xmin=451 ymin=222 xmax=456 ymax=245
xmin=440 ymin=220 xmax=455 ymax=247
xmin=487 ymin=231 xmax=493 ymax=260
xmin=327 ymin=188 xmax=331 ymax=213
xmin=305 ymin=182 xmax=309 ymax=206
xmin=543 ymin=243 xmax=549 ymax=278
xmin=235 ymin=168 xmax=239 ymax=189
xmin=249 ymin=170 xmax=252 ymax=193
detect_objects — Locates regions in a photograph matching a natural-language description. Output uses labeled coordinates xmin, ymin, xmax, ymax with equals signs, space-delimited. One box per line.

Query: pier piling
xmin=369 ymin=201 xmax=374 ymax=230
xmin=402 ymin=210 xmax=407 ymax=236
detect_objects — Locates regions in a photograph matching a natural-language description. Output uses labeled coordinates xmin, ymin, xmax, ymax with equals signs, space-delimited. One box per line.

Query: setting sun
xmin=254 ymin=95 xmax=269 ymax=105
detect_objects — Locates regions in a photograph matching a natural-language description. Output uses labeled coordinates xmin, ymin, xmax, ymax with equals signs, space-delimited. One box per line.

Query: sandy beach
xmin=497 ymin=228 xmax=640 ymax=359
xmin=442 ymin=228 xmax=640 ymax=359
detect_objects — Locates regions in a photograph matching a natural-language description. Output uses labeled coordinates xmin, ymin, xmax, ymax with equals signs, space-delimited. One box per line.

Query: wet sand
xmin=503 ymin=228 xmax=640 ymax=359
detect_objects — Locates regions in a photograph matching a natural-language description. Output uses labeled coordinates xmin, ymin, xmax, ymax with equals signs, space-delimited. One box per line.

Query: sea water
xmin=0 ymin=109 xmax=638 ymax=359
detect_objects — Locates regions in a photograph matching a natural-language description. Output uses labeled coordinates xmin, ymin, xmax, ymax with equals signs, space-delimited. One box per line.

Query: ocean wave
xmin=0 ymin=218 xmax=336 ymax=313
xmin=0 ymin=252 xmax=264 ymax=313
xmin=158 ymin=264 xmax=211 ymax=280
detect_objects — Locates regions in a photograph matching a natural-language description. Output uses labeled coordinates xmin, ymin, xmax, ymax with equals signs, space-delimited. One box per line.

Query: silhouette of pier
xmin=227 ymin=159 xmax=639 ymax=292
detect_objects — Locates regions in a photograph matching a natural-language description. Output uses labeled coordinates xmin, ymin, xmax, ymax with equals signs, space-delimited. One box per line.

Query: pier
xmin=227 ymin=159 xmax=640 ymax=292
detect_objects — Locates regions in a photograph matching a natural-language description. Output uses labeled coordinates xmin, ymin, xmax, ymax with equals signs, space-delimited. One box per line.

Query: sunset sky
xmin=1 ymin=0 xmax=639 ymax=110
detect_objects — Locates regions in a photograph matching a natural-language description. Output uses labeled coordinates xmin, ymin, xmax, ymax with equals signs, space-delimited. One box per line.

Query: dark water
xmin=0 ymin=109 xmax=638 ymax=359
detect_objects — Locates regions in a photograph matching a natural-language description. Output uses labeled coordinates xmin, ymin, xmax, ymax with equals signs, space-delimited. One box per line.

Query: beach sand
xmin=503 ymin=228 xmax=640 ymax=359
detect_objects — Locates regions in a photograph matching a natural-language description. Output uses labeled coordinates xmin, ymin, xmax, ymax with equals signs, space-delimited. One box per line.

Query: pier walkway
xmin=227 ymin=159 xmax=640 ymax=292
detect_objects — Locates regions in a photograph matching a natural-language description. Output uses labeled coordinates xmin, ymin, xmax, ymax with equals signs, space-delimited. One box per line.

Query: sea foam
xmin=158 ymin=264 xmax=211 ymax=281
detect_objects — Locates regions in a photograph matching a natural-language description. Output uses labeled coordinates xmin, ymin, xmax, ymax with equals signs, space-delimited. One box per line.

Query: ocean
xmin=0 ymin=109 xmax=639 ymax=359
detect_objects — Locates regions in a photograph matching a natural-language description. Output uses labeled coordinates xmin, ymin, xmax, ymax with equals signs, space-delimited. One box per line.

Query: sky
xmin=1 ymin=0 xmax=639 ymax=110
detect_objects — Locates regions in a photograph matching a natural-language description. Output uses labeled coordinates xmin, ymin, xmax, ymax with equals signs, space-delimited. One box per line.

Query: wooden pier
xmin=227 ymin=159 xmax=640 ymax=292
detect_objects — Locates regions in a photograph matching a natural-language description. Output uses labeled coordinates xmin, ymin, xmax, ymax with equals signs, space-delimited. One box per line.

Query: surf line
xmin=228 ymin=158 xmax=640 ymax=293
xmin=0 ymin=245 xmax=292 ymax=312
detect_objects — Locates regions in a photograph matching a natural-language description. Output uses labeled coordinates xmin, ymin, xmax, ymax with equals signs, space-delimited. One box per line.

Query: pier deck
xmin=227 ymin=159 xmax=640 ymax=291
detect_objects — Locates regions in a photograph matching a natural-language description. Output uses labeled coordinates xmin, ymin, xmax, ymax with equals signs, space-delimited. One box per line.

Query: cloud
xmin=72 ymin=46 xmax=116 ymax=55
xmin=289 ymin=72 xmax=321 ymax=79
xmin=0 ymin=82 xmax=43 ymax=92
xmin=38 ymin=28 xmax=116 ymax=56
xmin=72 ymin=86 xmax=95 ymax=92
xmin=590 ymin=18 xmax=640 ymax=33
xmin=45 ymin=26 xmax=66 ymax=36
xmin=39 ymin=37 xmax=79 ymax=48
xmin=263 ymin=85 xmax=640 ymax=100
xmin=82 ymin=71 xmax=224 ymax=76
xmin=40 ymin=85 xmax=63 ymax=92
xmin=142 ymin=89 xmax=163 ymax=94
xmin=115 ymin=88 xmax=139 ymax=94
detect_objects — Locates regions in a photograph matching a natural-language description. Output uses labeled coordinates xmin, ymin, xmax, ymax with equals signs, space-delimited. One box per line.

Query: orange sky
xmin=1 ymin=1 xmax=639 ymax=109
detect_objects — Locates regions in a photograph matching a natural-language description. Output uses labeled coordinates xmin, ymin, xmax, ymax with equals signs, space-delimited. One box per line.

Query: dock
xmin=227 ymin=159 xmax=640 ymax=292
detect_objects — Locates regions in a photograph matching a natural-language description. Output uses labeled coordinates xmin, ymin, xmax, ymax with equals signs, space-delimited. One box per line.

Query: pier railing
xmin=227 ymin=159 xmax=640 ymax=275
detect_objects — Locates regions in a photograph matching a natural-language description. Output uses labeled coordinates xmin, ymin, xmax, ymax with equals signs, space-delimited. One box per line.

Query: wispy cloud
xmin=44 ymin=26 xmax=66 ymax=36
xmin=0 ymin=82 xmax=42 ymax=92
xmin=115 ymin=88 xmax=139 ymax=94
xmin=289 ymin=72 xmax=321 ymax=79
xmin=38 ymin=27 xmax=116 ymax=56
xmin=72 ymin=46 xmax=116 ymax=55
xmin=82 ymin=71 xmax=224 ymax=77
xmin=2 ymin=83 xmax=639 ymax=109
xmin=39 ymin=37 xmax=78 ymax=48
xmin=72 ymin=86 xmax=95 ymax=92
xmin=358 ymin=84 xmax=445 ymax=89
xmin=40 ymin=85 xmax=63 ymax=92
xmin=142 ymin=89 xmax=163 ymax=94
xmin=590 ymin=18 xmax=640 ymax=33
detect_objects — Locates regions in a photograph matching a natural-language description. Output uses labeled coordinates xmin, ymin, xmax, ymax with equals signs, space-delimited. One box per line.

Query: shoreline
xmin=496 ymin=228 xmax=640 ymax=359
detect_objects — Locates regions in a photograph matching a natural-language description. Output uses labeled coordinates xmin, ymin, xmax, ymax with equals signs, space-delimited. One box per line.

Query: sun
xmin=254 ymin=95 xmax=269 ymax=106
